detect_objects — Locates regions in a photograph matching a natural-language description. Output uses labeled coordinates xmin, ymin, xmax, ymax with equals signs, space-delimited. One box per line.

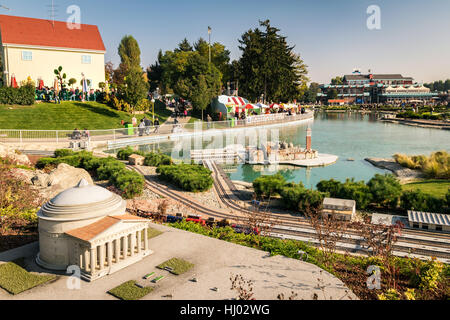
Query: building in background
xmin=0 ymin=15 xmax=106 ymax=89
xmin=318 ymin=72 xmax=439 ymax=104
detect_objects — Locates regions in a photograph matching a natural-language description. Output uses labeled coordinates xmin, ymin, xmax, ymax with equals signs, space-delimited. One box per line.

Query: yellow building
xmin=0 ymin=15 xmax=106 ymax=89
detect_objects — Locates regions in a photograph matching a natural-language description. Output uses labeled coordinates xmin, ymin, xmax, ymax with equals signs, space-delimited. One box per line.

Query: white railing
xmin=0 ymin=112 xmax=314 ymax=145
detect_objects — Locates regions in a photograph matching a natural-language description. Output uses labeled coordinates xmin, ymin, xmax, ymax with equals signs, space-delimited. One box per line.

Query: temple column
xmin=107 ymin=241 xmax=113 ymax=267
xmin=90 ymin=247 xmax=96 ymax=273
xmin=130 ymin=232 xmax=136 ymax=257
xmin=115 ymin=238 xmax=120 ymax=263
xmin=143 ymin=227 xmax=148 ymax=251
xmin=123 ymin=235 xmax=128 ymax=259
xmin=84 ymin=249 xmax=90 ymax=272
xmin=98 ymin=244 xmax=105 ymax=271
xmin=137 ymin=230 xmax=142 ymax=254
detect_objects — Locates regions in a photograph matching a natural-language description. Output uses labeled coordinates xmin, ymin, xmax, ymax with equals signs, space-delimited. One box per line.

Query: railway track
xmin=128 ymin=164 xmax=450 ymax=261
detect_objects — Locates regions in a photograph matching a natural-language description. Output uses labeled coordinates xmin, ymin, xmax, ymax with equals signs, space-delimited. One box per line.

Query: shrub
xmin=97 ymin=159 xmax=126 ymax=180
xmin=316 ymin=178 xmax=372 ymax=210
xmin=400 ymin=190 xmax=447 ymax=213
xmin=0 ymin=84 xmax=35 ymax=105
xmin=111 ymin=169 xmax=144 ymax=199
xmin=36 ymin=151 xmax=143 ymax=199
xmin=157 ymin=164 xmax=213 ymax=192
xmin=394 ymin=151 xmax=449 ymax=179
xmin=144 ymin=152 xmax=173 ymax=167
xmin=279 ymin=183 xmax=306 ymax=210
xmin=317 ymin=179 xmax=342 ymax=196
xmin=253 ymin=174 xmax=287 ymax=198
xmin=297 ymin=189 xmax=328 ymax=213
xmin=116 ymin=147 xmax=145 ymax=161
xmin=54 ymin=149 xmax=76 ymax=158
xmin=367 ymin=174 xmax=402 ymax=208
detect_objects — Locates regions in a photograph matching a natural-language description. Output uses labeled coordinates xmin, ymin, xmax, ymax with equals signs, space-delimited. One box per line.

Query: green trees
xmin=327 ymin=88 xmax=338 ymax=100
xmin=236 ymin=20 xmax=308 ymax=102
xmin=123 ymin=68 xmax=149 ymax=111
xmin=54 ymin=66 xmax=67 ymax=89
xmin=110 ymin=35 xmax=149 ymax=111
xmin=253 ymin=174 xmax=286 ymax=198
xmin=68 ymin=78 xmax=77 ymax=88
xmin=331 ymin=76 xmax=343 ymax=85
xmin=157 ymin=50 xmax=222 ymax=116
xmin=367 ymin=174 xmax=403 ymax=208
xmin=317 ymin=178 xmax=372 ymax=209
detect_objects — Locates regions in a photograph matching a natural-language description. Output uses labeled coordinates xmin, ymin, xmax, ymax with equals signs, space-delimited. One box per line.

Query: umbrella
xmin=11 ymin=74 xmax=17 ymax=88
xmin=244 ymin=103 xmax=254 ymax=109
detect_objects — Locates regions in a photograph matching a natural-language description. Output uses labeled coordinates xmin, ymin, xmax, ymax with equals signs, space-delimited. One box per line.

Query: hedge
xmin=156 ymin=164 xmax=213 ymax=192
xmin=253 ymin=174 xmax=286 ymax=198
xmin=116 ymin=147 xmax=145 ymax=161
xmin=0 ymin=85 xmax=35 ymax=105
xmin=144 ymin=152 xmax=173 ymax=167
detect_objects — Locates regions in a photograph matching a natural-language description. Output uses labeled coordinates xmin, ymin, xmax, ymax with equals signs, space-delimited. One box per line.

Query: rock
xmin=365 ymin=158 xmax=424 ymax=183
xmin=31 ymin=163 xmax=94 ymax=199
xmin=31 ymin=172 xmax=50 ymax=187
xmin=0 ymin=143 xmax=31 ymax=165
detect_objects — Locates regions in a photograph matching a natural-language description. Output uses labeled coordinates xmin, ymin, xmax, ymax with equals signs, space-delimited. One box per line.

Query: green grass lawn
xmin=0 ymin=101 xmax=172 ymax=130
xmin=108 ymin=280 xmax=153 ymax=300
xmin=147 ymin=227 xmax=163 ymax=239
xmin=402 ymin=179 xmax=450 ymax=199
xmin=0 ymin=261 xmax=56 ymax=295
xmin=157 ymin=258 xmax=194 ymax=275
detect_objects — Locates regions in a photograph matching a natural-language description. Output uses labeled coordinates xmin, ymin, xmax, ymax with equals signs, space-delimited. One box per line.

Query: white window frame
xmin=81 ymin=55 xmax=92 ymax=64
xmin=22 ymin=51 xmax=33 ymax=61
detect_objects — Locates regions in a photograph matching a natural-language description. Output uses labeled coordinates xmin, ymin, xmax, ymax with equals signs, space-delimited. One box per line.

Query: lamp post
xmin=208 ymin=26 xmax=212 ymax=64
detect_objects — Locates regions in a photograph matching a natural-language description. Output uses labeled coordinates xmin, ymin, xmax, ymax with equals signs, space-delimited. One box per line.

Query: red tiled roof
xmin=0 ymin=15 xmax=106 ymax=51
xmin=65 ymin=215 xmax=148 ymax=241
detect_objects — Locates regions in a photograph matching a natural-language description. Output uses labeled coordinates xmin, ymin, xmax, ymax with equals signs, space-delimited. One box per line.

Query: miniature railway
xmin=128 ymin=164 xmax=450 ymax=261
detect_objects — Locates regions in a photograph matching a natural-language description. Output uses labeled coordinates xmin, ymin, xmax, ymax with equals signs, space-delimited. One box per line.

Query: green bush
xmin=157 ymin=164 xmax=213 ymax=192
xmin=367 ymin=174 xmax=402 ymax=208
xmin=279 ymin=183 xmax=306 ymax=210
xmin=111 ymin=169 xmax=144 ymax=199
xmin=144 ymin=152 xmax=173 ymax=167
xmin=400 ymin=190 xmax=447 ymax=213
xmin=316 ymin=178 xmax=372 ymax=210
xmin=97 ymin=160 xmax=126 ymax=180
xmin=0 ymin=85 xmax=35 ymax=105
xmin=253 ymin=174 xmax=287 ymax=198
xmin=116 ymin=147 xmax=145 ymax=161
xmin=54 ymin=149 xmax=76 ymax=158
xmin=36 ymin=151 xmax=143 ymax=199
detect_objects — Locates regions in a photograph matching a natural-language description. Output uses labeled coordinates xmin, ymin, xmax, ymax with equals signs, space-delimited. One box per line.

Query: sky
xmin=2 ymin=0 xmax=450 ymax=84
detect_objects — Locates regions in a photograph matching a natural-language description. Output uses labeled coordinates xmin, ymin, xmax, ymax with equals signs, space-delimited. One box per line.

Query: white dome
xmin=51 ymin=179 xmax=113 ymax=206
xmin=38 ymin=179 xmax=126 ymax=221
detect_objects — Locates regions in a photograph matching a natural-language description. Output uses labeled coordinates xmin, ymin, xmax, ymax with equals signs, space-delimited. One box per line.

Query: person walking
xmin=207 ymin=114 xmax=212 ymax=129
xmin=154 ymin=118 xmax=160 ymax=133
xmin=138 ymin=119 xmax=145 ymax=136
xmin=144 ymin=117 xmax=152 ymax=135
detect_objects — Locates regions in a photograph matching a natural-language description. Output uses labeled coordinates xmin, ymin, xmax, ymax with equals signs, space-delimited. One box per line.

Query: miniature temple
xmin=36 ymin=179 xmax=152 ymax=281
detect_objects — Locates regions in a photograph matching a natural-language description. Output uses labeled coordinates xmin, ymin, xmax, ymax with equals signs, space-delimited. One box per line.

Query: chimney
xmin=306 ymin=128 xmax=312 ymax=151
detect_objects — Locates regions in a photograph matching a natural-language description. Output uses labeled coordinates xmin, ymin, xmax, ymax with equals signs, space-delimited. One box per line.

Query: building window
xmin=422 ymin=224 xmax=429 ymax=230
xmin=436 ymin=226 xmax=442 ymax=231
xmin=413 ymin=223 xmax=419 ymax=229
xmin=81 ymin=55 xmax=92 ymax=64
xmin=22 ymin=51 xmax=32 ymax=61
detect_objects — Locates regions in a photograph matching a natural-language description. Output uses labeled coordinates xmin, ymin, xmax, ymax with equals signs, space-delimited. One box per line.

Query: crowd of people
xmin=36 ymin=87 xmax=103 ymax=103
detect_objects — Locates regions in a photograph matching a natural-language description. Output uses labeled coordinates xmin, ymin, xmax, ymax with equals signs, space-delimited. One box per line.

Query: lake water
xmin=127 ymin=112 xmax=450 ymax=189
